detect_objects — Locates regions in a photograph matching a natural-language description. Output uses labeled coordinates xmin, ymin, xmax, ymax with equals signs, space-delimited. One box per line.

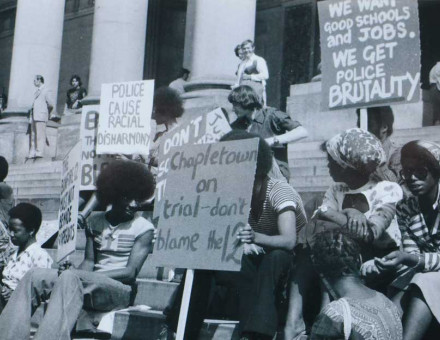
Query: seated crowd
xmin=0 ymin=85 xmax=438 ymax=340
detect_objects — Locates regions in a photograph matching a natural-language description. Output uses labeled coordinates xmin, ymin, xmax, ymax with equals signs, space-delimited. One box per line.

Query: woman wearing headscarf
xmin=284 ymin=128 xmax=403 ymax=340
xmin=374 ymin=141 xmax=440 ymax=340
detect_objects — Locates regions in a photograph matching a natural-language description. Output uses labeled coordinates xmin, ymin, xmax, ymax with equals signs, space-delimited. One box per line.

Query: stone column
xmin=0 ymin=0 xmax=65 ymax=164
xmin=3 ymin=0 xmax=65 ymax=117
xmin=86 ymin=0 xmax=149 ymax=102
xmin=182 ymin=0 xmax=256 ymax=109
xmin=57 ymin=0 xmax=149 ymax=160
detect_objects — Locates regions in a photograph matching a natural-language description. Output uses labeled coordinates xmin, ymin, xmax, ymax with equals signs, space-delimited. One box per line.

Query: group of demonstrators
xmin=0 ymin=79 xmax=438 ymax=340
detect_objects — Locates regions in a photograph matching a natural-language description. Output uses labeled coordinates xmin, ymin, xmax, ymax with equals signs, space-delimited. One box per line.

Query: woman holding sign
xmin=160 ymin=130 xmax=307 ymax=340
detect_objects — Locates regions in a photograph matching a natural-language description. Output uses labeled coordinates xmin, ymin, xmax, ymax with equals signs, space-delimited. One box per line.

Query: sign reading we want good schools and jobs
xmin=153 ymin=139 xmax=258 ymax=271
xmin=57 ymin=142 xmax=81 ymax=262
xmin=318 ymin=0 xmax=420 ymax=110
xmin=96 ymin=80 xmax=154 ymax=155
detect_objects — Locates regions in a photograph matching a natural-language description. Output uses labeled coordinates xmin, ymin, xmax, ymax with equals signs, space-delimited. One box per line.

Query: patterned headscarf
xmin=415 ymin=141 xmax=440 ymax=165
xmin=326 ymin=128 xmax=386 ymax=175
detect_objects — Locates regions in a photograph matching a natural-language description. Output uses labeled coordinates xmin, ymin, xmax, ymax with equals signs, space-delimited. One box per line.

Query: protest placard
xmin=153 ymin=138 xmax=258 ymax=271
xmin=318 ymin=0 xmax=420 ymax=110
xmin=80 ymin=105 xmax=113 ymax=190
xmin=154 ymin=107 xmax=231 ymax=218
xmin=57 ymin=142 xmax=81 ymax=262
xmin=96 ymin=80 xmax=154 ymax=155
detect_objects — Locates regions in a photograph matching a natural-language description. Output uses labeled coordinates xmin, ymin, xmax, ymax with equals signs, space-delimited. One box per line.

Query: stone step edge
xmin=114 ymin=308 xmax=239 ymax=326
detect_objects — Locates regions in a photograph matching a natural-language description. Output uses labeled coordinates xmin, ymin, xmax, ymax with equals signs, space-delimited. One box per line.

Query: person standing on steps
xmin=28 ymin=75 xmax=54 ymax=159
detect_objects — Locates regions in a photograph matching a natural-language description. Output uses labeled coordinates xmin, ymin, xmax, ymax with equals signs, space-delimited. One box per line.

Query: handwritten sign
xmin=154 ymin=108 xmax=231 ymax=218
xmin=153 ymin=139 xmax=258 ymax=271
xmin=57 ymin=142 xmax=81 ymax=262
xmin=318 ymin=0 xmax=420 ymax=110
xmin=80 ymin=105 xmax=113 ymax=190
xmin=96 ymin=80 xmax=154 ymax=155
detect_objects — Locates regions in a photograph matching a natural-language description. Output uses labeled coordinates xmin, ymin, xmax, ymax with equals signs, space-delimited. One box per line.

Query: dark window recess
xmin=281 ymin=2 xmax=320 ymax=110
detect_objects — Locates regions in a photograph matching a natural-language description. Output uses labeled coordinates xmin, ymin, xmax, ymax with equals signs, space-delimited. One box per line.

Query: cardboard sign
xmin=153 ymin=139 xmax=258 ymax=271
xmin=57 ymin=142 xmax=81 ymax=262
xmin=96 ymin=80 xmax=154 ymax=155
xmin=80 ymin=105 xmax=114 ymax=190
xmin=154 ymin=108 xmax=231 ymax=218
xmin=318 ymin=0 xmax=420 ymax=110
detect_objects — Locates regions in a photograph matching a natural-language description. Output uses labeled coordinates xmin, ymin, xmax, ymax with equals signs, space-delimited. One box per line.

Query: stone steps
xmin=9 ymin=161 xmax=62 ymax=174
xmin=7 ymin=172 xmax=61 ymax=181
xmin=134 ymin=279 xmax=178 ymax=310
xmin=112 ymin=309 xmax=240 ymax=340
xmin=7 ymin=161 xmax=63 ymax=220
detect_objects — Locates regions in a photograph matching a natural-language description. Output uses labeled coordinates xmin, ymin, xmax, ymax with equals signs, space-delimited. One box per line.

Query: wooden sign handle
xmin=176 ymin=269 xmax=194 ymax=340
xmin=360 ymin=108 xmax=368 ymax=131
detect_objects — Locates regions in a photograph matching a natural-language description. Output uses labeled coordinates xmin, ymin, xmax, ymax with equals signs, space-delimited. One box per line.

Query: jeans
xmin=0 ymin=268 xmax=131 ymax=340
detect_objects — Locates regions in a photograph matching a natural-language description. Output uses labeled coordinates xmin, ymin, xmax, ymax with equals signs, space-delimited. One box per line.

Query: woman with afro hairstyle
xmin=0 ymin=160 xmax=156 ymax=340
xmin=309 ymin=229 xmax=402 ymax=340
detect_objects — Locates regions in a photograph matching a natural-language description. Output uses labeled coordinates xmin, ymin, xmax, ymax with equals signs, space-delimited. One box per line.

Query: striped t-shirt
xmin=249 ymin=178 xmax=307 ymax=236
xmin=86 ymin=213 xmax=154 ymax=272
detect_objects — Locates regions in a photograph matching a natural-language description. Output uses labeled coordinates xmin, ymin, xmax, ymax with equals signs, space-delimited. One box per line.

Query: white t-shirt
xmin=87 ymin=213 xmax=154 ymax=272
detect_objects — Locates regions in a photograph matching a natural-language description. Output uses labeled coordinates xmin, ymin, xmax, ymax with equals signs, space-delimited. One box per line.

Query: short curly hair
xmin=220 ymin=130 xmax=272 ymax=176
xmin=228 ymin=85 xmax=262 ymax=111
xmin=9 ymin=203 xmax=42 ymax=233
xmin=96 ymin=160 xmax=155 ymax=207
xmin=153 ymin=86 xmax=184 ymax=120
xmin=310 ymin=229 xmax=362 ymax=279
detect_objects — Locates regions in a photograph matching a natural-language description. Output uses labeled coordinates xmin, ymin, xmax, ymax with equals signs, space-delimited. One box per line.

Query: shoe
xmin=27 ymin=151 xmax=36 ymax=159
xmin=291 ymin=330 xmax=308 ymax=340
xmin=157 ymin=324 xmax=175 ymax=340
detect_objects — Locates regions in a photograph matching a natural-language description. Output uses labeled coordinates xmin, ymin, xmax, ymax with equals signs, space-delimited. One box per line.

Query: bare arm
xmin=77 ymin=231 xmax=96 ymax=272
xmin=266 ymin=126 xmax=308 ymax=146
xmin=250 ymin=57 xmax=269 ymax=82
xmin=316 ymin=207 xmax=348 ymax=226
xmin=255 ymin=210 xmax=297 ymax=251
xmin=238 ymin=210 xmax=297 ymax=251
xmin=94 ymin=230 xmax=154 ymax=284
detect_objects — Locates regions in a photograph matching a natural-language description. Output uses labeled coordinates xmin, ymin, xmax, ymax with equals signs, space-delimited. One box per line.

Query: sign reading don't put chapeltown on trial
xmin=153 ymin=139 xmax=258 ymax=272
xmin=318 ymin=0 xmax=420 ymax=110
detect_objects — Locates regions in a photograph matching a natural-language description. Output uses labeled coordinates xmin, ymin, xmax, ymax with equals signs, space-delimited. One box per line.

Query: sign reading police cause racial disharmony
xmin=153 ymin=108 xmax=231 ymax=218
xmin=96 ymin=80 xmax=154 ymax=155
xmin=318 ymin=0 xmax=420 ymax=110
xmin=153 ymin=139 xmax=258 ymax=271
xmin=57 ymin=142 xmax=81 ymax=262
xmin=80 ymin=105 xmax=113 ymax=190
